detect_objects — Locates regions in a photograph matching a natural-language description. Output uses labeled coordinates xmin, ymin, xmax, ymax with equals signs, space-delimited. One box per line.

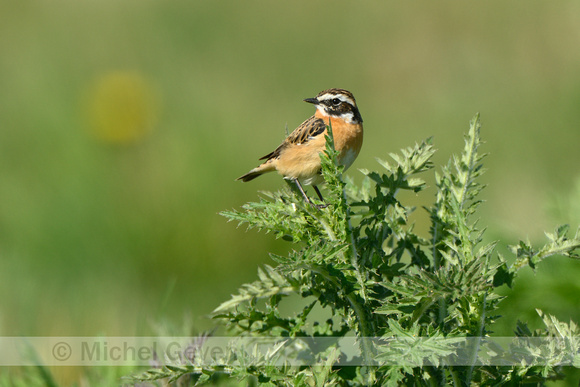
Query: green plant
xmin=130 ymin=114 xmax=580 ymax=386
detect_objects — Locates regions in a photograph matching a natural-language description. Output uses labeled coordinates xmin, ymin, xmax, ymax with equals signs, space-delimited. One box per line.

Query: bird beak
xmin=303 ymin=97 xmax=319 ymax=105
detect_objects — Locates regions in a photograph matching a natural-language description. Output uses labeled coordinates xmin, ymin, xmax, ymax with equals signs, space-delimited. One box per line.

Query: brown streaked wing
xmin=258 ymin=117 xmax=326 ymax=162
xmin=286 ymin=116 xmax=326 ymax=145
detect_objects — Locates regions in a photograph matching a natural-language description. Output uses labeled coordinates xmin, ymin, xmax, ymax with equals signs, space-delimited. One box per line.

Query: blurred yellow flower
xmin=86 ymin=71 xmax=159 ymax=144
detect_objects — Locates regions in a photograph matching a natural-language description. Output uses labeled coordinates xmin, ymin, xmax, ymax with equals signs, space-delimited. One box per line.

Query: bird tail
xmin=237 ymin=169 xmax=263 ymax=182
xmin=237 ymin=162 xmax=275 ymax=182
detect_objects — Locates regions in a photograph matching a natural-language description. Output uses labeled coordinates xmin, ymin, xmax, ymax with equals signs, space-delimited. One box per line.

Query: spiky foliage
xmin=129 ymin=114 xmax=580 ymax=386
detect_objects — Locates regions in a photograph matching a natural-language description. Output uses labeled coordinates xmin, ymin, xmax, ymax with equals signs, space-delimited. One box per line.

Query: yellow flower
xmin=86 ymin=71 xmax=159 ymax=144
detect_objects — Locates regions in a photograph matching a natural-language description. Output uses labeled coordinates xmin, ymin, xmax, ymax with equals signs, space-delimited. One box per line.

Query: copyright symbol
xmin=52 ymin=342 xmax=72 ymax=361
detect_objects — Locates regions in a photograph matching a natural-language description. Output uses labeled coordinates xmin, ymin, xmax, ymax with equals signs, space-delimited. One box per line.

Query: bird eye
xmin=331 ymin=98 xmax=341 ymax=106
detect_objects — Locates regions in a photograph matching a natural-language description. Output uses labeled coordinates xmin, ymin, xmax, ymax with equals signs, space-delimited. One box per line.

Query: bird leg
xmin=292 ymin=179 xmax=326 ymax=209
xmin=292 ymin=179 xmax=312 ymax=204
xmin=313 ymin=185 xmax=325 ymax=202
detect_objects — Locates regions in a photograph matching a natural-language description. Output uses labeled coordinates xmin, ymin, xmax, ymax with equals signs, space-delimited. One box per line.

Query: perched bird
xmin=237 ymin=88 xmax=363 ymax=206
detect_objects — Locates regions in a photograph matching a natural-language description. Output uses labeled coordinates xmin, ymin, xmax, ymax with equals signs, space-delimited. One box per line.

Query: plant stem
xmin=466 ymin=293 xmax=486 ymax=384
xmin=343 ymin=188 xmax=369 ymax=303
xmin=510 ymin=240 xmax=580 ymax=273
xmin=307 ymin=265 xmax=375 ymax=364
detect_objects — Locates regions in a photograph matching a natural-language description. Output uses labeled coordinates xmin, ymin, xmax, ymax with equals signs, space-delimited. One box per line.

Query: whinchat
xmin=237 ymin=88 xmax=363 ymax=206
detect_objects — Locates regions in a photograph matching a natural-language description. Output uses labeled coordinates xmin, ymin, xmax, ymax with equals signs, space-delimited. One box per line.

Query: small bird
xmin=237 ymin=88 xmax=363 ymax=206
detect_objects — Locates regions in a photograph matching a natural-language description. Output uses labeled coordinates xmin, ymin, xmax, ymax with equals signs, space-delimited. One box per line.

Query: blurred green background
xmin=1 ymin=0 xmax=579 ymax=384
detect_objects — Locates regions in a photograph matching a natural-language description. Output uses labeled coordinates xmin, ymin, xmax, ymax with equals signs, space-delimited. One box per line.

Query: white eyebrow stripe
xmin=318 ymin=93 xmax=355 ymax=106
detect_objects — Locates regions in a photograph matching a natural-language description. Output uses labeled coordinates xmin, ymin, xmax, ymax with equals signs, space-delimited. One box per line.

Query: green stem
xmin=510 ymin=241 xmax=580 ymax=273
xmin=344 ymin=188 xmax=369 ymax=303
xmin=449 ymin=368 xmax=462 ymax=387
xmin=431 ymin=220 xmax=447 ymax=325
xmin=466 ymin=293 xmax=486 ymax=385
xmin=456 ymin=113 xmax=480 ymax=212
xmin=307 ymin=265 xmax=375 ymax=366
xmin=314 ymin=215 xmax=337 ymax=242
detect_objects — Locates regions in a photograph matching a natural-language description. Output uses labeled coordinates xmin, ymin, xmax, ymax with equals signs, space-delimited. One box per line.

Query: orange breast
xmin=320 ymin=113 xmax=364 ymax=171
xmin=274 ymin=112 xmax=363 ymax=183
